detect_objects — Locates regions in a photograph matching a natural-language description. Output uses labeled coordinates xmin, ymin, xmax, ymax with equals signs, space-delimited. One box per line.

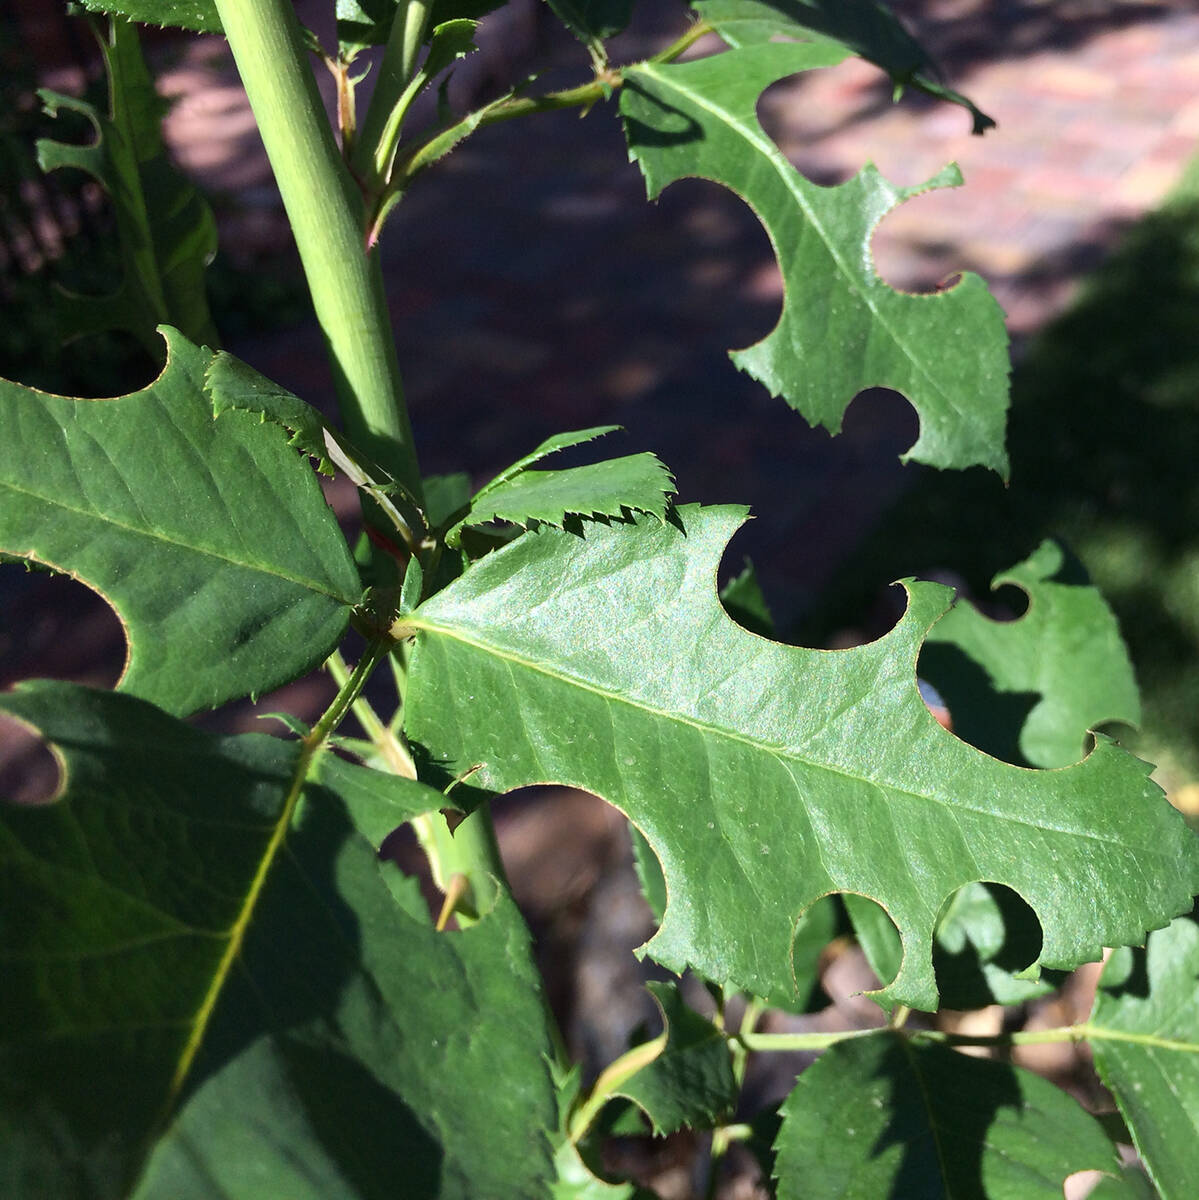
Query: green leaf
xmin=630 ymin=827 xmax=835 ymax=1013
xmin=0 ymin=681 xmax=559 ymax=1200
xmin=206 ymin=350 xmax=335 ymax=474
xmin=424 ymin=472 xmax=474 ymax=527
xmin=609 ymin=983 xmax=737 ymax=1135
xmin=336 ymin=0 xmax=502 ymax=55
xmin=1088 ymin=910 xmax=1199 ymax=1200
xmin=629 ymin=822 xmax=669 ymax=924
xmin=550 ymin=1064 xmax=644 ymax=1199
xmin=622 ymin=44 xmax=1010 ymax=475
xmin=0 ymin=327 xmax=361 ymax=716
xmin=205 ymin=348 xmax=431 ymax=578
xmin=1087 ymin=1167 xmax=1159 ymax=1200
xmin=773 ymin=1033 xmax=1121 ymax=1197
xmin=693 ymin=0 xmax=994 ymax=133
xmin=544 ymin=0 xmax=637 ymax=45
xmin=403 ymin=505 xmax=1199 ymax=1011
xmin=38 ymin=19 xmax=218 ymax=353
xmin=448 ymin=427 xmax=676 ymax=546
xmin=850 ymin=878 xmax=1063 ymax=1008
xmin=874 ymin=541 xmax=1142 ymax=1008
xmin=75 ymin=0 xmax=221 ymax=33
xmin=923 ymin=540 xmax=1141 ymax=769
xmin=476 ymin=426 xmax=624 ymax=493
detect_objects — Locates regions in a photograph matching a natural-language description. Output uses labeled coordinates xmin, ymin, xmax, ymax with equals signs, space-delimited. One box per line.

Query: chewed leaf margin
xmin=621 ymin=43 xmax=1011 ymax=476
xmin=403 ymin=504 xmax=1199 ymax=1012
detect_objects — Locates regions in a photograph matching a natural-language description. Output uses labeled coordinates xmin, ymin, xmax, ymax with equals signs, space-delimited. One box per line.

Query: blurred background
xmin=3 ymin=2 xmax=1198 ymax=1194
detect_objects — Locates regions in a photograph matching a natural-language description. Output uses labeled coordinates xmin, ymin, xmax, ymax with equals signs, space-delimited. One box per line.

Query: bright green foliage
xmin=206 ymin=350 xmax=337 ymax=474
xmin=76 ymin=0 xmax=220 ymax=33
xmin=447 ymin=426 xmax=675 ymax=546
xmin=1088 ymin=911 xmax=1199 ymax=1200
xmin=0 ymin=328 xmax=360 ymax=715
xmin=622 ymin=43 xmax=1010 ymax=475
xmin=0 ymin=681 xmax=559 ymax=1200
xmin=37 ymin=19 xmax=218 ymax=354
xmin=6 ymin=1 xmax=1197 ymax=1195
xmin=772 ymin=1033 xmax=1121 ymax=1198
xmin=629 ymin=825 xmax=836 ymax=1013
xmin=606 ymin=982 xmax=737 ymax=1135
xmin=693 ymin=0 xmax=994 ymax=133
xmin=922 ymin=539 xmax=1140 ymax=768
xmin=852 ymin=538 xmax=1141 ymax=1005
xmin=404 ymin=505 xmax=1198 ymax=1011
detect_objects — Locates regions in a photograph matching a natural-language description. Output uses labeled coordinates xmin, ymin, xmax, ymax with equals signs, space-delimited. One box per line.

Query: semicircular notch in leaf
xmin=923 ymin=539 xmax=1141 ymax=769
xmin=621 ymin=43 xmax=1010 ymax=475
xmin=1087 ymin=910 xmax=1199 ymax=1200
xmin=850 ymin=538 xmax=1142 ymax=1007
xmin=403 ymin=505 xmax=1199 ymax=1012
xmin=0 ymin=328 xmax=361 ymax=716
xmin=773 ymin=1033 xmax=1121 ymax=1198
xmin=0 ymin=680 xmax=559 ymax=1200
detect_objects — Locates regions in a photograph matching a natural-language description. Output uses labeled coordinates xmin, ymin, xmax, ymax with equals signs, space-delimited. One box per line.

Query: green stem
xmin=326 ymin=649 xmax=417 ymax=777
xmin=740 ymin=1022 xmax=1103 ymax=1055
xmin=212 ymin=0 xmax=422 ymax=500
xmin=308 ymin=640 xmax=390 ymax=748
xmin=918 ymin=1024 xmax=1092 ymax=1050
xmin=392 ymin=75 xmax=619 ymax=193
xmin=649 ymin=18 xmax=714 ymax=64
xmin=569 ymin=1033 xmax=667 ymax=1143
xmin=739 ymin=1025 xmax=884 ymax=1054
xmin=352 ymin=0 xmax=432 ymax=189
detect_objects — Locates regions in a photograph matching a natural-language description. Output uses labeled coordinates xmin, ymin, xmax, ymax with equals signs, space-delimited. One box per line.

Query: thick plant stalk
xmin=214 ymin=0 xmax=516 ymax=911
xmin=212 ymin=0 xmax=422 ymax=499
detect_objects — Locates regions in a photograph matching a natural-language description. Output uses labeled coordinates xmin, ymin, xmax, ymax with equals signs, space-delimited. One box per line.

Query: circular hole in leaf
xmin=839 ymin=892 xmax=902 ymax=991
xmin=932 ymin=881 xmax=1047 ymax=1010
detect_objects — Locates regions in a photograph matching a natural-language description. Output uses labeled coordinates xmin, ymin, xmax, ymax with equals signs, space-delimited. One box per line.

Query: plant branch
xmin=385 ymin=14 xmax=715 ymax=202
xmin=649 ymin=18 xmax=715 ymax=64
xmin=326 ymin=649 xmax=417 ymax=777
xmin=569 ymin=1034 xmax=666 ymax=1143
xmin=352 ymin=0 xmax=432 ymax=189
xmin=739 ymin=1022 xmax=1112 ymax=1055
xmin=212 ymin=0 xmax=423 ymax=501
xmin=308 ymin=640 xmax=391 ymax=748
xmin=391 ymin=73 xmax=621 ymax=195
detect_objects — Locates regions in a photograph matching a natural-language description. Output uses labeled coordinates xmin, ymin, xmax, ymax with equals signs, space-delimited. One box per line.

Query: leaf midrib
xmin=411 ymin=616 xmax=1136 ymax=851
xmin=158 ymin=744 xmax=311 ymax=1117
xmin=0 ymin=475 xmax=357 ymax=604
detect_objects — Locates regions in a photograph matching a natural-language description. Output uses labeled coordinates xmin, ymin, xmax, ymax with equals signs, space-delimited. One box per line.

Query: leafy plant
xmin=2 ymin=2 xmax=1196 ymax=1197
